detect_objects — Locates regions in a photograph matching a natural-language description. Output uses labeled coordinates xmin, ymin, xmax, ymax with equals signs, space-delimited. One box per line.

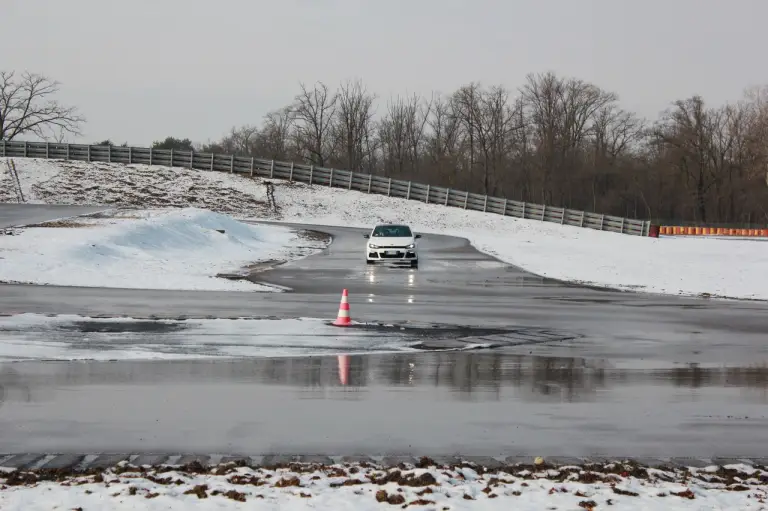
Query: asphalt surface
xmin=1 ymin=205 xmax=768 ymax=462
xmin=0 ymin=204 xmax=109 ymax=228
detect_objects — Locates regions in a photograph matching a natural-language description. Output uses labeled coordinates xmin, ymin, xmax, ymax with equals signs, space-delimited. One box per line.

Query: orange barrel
xmin=694 ymin=227 xmax=702 ymax=235
xmin=761 ymin=229 xmax=768 ymax=237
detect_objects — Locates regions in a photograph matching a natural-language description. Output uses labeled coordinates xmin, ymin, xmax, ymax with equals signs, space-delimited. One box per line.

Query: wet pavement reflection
xmin=2 ymin=352 xmax=768 ymax=458
xmin=4 ymin=352 xmax=768 ymax=402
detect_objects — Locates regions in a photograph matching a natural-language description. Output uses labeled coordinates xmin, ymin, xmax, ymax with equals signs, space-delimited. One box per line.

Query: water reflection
xmin=3 ymin=352 xmax=768 ymax=408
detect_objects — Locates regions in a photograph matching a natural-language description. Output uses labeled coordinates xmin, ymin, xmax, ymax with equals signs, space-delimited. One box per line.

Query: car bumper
xmin=367 ymin=248 xmax=418 ymax=261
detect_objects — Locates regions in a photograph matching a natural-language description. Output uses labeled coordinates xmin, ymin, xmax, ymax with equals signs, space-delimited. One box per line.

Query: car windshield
xmin=372 ymin=225 xmax=412 ymax=237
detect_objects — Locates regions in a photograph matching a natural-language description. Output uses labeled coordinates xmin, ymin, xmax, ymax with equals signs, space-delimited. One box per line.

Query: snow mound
xmin=0 ymin=207 xmax=326 ymax=291
xmin=3 ymin=158 xmax=271 ymax=217
xmin=4 ymin=157 xmax=768 ymax=300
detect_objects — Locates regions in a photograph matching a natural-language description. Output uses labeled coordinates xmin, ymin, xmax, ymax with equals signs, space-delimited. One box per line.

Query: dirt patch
xmin=297 ymin=229 xmax=332 ymax=244
xmin=25 ymin=220 xmax=94 ymax=228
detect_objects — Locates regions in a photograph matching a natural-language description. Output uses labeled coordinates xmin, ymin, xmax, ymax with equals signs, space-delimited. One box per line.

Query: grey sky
xmin=5 ymin=0 xmax=767 ymax=146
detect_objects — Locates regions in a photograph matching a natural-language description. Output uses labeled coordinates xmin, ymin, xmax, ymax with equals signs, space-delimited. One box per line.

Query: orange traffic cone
xmin=332 ymin=289 xmax=351 ymax=326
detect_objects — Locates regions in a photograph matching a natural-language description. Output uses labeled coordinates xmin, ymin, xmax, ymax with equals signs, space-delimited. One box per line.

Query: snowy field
xmin=0 ymin=207 xmax=327 ymax=291
xmin=1 ymin=458 xmax=766 ymax=510
xmin=3 ymin=157 xmax=767 ymax=300
xmin=0 ymin=314 xmax=487 ymax=361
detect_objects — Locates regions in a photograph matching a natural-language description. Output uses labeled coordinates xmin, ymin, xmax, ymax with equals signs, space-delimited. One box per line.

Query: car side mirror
xmin=363 ymin=234 xmax=369 ymax=238
xmin=414 ymin=234 xmax=422 ymax=239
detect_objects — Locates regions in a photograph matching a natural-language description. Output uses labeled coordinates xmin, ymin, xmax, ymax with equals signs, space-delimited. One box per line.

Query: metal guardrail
xmin=0 ymin=140 xmax=652 ymax=236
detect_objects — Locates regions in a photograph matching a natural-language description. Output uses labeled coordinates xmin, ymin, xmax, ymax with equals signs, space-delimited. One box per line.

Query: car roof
xmin=373 ymin=224 xmax=410 ymax=228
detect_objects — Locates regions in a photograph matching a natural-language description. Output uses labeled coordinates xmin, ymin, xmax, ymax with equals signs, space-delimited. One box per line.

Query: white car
xmin=364 ymin=224 xmax=421 ymax=268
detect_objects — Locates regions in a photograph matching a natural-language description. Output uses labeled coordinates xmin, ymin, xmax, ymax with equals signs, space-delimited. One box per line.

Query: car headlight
xmin=407 ymin=243 xmax=415 ymax=249
xmin=368 ymin=244 xmax=379 ymax=249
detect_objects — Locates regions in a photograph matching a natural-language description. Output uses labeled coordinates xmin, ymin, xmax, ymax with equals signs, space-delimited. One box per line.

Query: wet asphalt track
xmin=2 ymin=205 xmax=768 ymax=462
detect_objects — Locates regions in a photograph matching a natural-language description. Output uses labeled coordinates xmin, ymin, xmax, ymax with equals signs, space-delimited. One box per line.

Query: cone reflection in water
xmin=338 ymin=355 xmax=349 ymax=385
xmin=332 ymin=289 xmax=351 ymax=326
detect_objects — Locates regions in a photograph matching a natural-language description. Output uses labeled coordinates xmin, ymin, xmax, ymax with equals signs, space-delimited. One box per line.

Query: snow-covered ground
xmin=1 ymin=458 xmax=765 ymax=510
xmin=0 ymin=207 xmax=327 ymax=291
xmin=0 ymin=313 xmax=484 ymax=361
xmin=4 ymin=157 xmax=767 ymax=300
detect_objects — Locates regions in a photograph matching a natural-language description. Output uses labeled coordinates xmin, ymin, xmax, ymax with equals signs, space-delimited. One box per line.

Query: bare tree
xmin=292 ymin=82 xmax=338 ymax=167
xmin=334 ymin=79 xmax=376 ymax=172
xmin=0 ymin=71 xmax=85 ymax=141
xmin=259 ymin=106 xmax=295 ymax=160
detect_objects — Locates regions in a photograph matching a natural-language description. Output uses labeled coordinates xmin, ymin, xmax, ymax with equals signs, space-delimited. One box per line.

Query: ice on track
xmin=4 ymin=157 xmax=768 ymax=300
xmin=0 ymin=314 xmax=458 ymax=361
xmin=0 ymin=207 xmax=326 ymax=291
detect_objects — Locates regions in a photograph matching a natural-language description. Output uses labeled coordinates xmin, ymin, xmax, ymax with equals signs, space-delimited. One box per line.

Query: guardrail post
xmin=289 ymin=161 xmax=294 ymax=182
xmin=502 ymin=198 xmax=507 ymax=216
xmin=170 ymin=149 xmax=174 ymax=167
xmin=87 ymin=144 xmax=90 ymax=162
xmin=46 ymin=142 xmax=50 ymax=159
xmin=445 ymin=188 xmax=450 ymax=206
xmin=522 ymin=202 xmax=526 ymax=218
xmin=387 ymin=178 xmax=392 ymax=196
xmin=464 ymin=191 xmax=468 ymax=209
xmin=348 ymin=171 xmax=353 ymax=189
xmin=149 ymin=147 xmax=153 ymax=165
xmin=406 ymin=181 xmax=411 ymax=200
xmin=128 ymin=147 xmax=133 ymax=164
xmin=270 ymin=160 xmax=274 ymax=178
xmin=66 ymin=143 xmax=70 ymax=160
xmin=24 ymin=141 xmax=28 ymax=157
xmin=483 ymin=195 xmax=488 ymax=212
xmin=599 ymin=214 xmax=605 ymax=230
xmin=210 ymin=154 xmax=214 ymax=171
xmin=541 ymin=204 xmax=546 ymax=221
xmin=367 ymin=174 xmax=372 ymax=193
xmin=108 ymin=144 xmax=112 ymax=163
xmin=619 ymin=217 xmax=625 ymax=233
xmin=425 ymin=184 xmax=430 ymax=203
xmin=560 ymin=208 xmax=565 ymax=224
xmin=329 ymin=168 xmax=334 ymax=187
xmin=580 ymin=211 xmax=585 ymax=226
xmin=250 ymin=157 xmax=254 ymax=176
xmin=309 ymin=165 xmax=314 ymax=184
xmin=230 ymin=154 xmax=234 ymax=173
xmin=0 ymin=140 xmax=5 ymax=157
xmin=189 ymin=150 xmax=194 ymax=169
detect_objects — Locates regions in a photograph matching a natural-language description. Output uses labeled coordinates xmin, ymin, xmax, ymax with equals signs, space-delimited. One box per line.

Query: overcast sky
xmin=5 ymin=0 xmax=767 ymax=146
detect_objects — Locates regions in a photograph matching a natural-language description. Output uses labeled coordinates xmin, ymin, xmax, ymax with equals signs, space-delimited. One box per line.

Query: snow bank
xmin=1 ymin=459 xmax=764 ymax=510
xmin=1 ymin=157 xmax=271 ymax=216
xmin=5 ymin=157 xmax=767 ymax=300
xmin=0 ymin=208 xmax=326 ymax=291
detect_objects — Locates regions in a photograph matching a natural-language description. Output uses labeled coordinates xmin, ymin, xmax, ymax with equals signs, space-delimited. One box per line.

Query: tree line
xmin=3 ymin=69 xmax=767 ymax=225
xmin=161 ymin=76 xmax=768 ymax=226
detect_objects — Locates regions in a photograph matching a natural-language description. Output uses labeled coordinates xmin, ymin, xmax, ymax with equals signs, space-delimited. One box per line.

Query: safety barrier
xmin=659 ymin=226 xmax=768 ymax=237
xmin=0 ymin=140 xmax=653 ymax=236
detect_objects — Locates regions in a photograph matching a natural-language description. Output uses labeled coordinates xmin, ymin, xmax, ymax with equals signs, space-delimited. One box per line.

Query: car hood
xmin=369 ymin=237 xmax=415 ymax=247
